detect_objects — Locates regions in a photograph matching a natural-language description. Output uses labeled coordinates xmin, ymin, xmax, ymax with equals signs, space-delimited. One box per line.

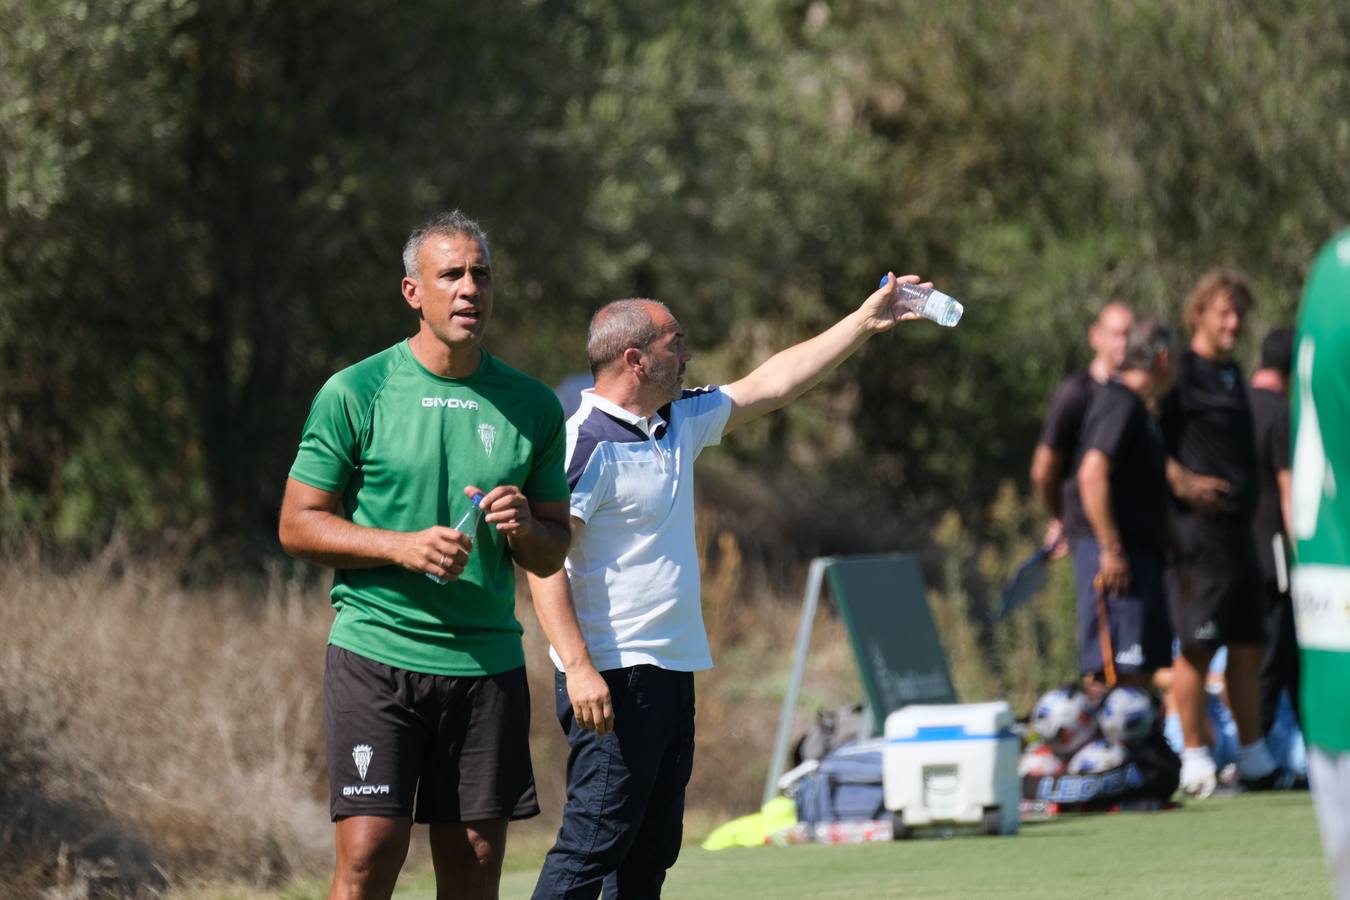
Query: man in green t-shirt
xmin=1290 ymin=229 xmax=1350 ymax=899
xmin=278 ymin=210 xmax=571 ymax=900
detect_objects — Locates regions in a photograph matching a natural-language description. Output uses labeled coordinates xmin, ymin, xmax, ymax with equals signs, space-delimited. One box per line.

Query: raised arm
xmin=721 ymin=274 xmax=923 ymax=434
xmin=278 ymin=477 xmax=473 ymax=582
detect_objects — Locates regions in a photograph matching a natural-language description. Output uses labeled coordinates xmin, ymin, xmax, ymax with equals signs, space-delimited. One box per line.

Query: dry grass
xmin=0 ymin=544 xmax=332 ymax=896
xmin=0 ymin=525 xmax=861 ymax=897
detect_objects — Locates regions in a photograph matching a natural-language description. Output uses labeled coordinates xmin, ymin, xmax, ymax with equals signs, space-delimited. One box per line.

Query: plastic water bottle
xmin=879 ymin=275 xmax=963 ymax=327
xmin=427 ymin=492 xmax=485 ymax=585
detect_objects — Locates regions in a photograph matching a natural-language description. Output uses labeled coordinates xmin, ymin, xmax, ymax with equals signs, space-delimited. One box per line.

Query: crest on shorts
xmin=478 ymin=423 xmax=496 ymax=457
xmin=352 ymin=744 xmax=373 ymax=781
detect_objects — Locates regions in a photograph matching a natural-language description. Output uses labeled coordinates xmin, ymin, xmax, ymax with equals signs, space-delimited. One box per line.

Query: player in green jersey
xmin=1290 ymin=228 xmax=1350 ymax=898
xmin=279 ymin=211 xmax=571 ymax=900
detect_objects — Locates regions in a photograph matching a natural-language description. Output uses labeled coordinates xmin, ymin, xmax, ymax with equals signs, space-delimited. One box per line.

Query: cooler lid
xmin=884 ymin=701 xmax=1013 ymax=740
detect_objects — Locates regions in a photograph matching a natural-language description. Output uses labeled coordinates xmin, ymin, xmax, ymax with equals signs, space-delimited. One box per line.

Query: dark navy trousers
xmin=533 ymin=665 xmax=696 ymax=900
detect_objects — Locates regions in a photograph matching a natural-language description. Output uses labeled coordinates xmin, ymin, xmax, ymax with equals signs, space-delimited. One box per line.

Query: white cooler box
xmin=883 ymin=701 xmax=1020 ymax=836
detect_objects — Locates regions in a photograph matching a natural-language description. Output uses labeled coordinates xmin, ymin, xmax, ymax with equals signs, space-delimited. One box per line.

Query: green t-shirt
xmin=1291 ymin=229 xmax=1350 ymax=753
xmin=289 ymin=341 xmax=569 ymax=676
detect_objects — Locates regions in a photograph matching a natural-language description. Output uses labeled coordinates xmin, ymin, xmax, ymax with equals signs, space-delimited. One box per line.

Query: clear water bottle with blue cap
xmin=427 ymin=491 xmax=485 ymax=585
xmin=879 ymin=274 xmax=963 ymax=327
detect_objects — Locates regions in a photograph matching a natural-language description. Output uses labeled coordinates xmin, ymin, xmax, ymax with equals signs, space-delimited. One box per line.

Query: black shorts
xmin=324 ymin=644 xmax=539 ymax=823
xmin=1072 ymin=539 xmax=1173 ymax=676
xmin=1166 ymin=519 xmax=1265 ymax=650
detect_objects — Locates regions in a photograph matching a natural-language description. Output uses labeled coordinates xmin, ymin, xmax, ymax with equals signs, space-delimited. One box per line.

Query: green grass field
xmin=380 ymin=792 xmax=1328 ymax=900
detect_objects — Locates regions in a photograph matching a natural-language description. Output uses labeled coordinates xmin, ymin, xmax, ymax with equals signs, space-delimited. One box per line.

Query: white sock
xmin=1181 ymin=747 xmax=1216 ymax=782
xmin=1238 ymin=740 xmax=1276 ymax=779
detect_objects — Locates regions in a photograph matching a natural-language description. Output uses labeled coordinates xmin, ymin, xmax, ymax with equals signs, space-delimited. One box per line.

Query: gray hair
xmin=402 ymin=210 xmax=491 ymax=277
xmin=1120 ymin=316 xmax=1176 ymax=371
xmin=587 ymin=299 xmax=671 ymax=375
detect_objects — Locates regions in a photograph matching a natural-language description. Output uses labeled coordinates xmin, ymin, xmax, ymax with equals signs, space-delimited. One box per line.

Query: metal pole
xmin=762 ymin=556 xmax=833 ymax=807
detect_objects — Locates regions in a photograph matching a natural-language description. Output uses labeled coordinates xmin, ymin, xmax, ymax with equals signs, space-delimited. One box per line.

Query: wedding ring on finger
xmin=438 ymin=552 xmax=446 ymax=569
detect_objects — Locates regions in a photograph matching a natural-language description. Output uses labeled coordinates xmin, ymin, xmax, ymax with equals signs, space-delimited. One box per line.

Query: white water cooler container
xmin=882 ymin=701 xmax=1021 ymax=836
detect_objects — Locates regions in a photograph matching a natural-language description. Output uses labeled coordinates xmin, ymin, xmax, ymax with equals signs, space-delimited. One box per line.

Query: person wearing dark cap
xmin=1249 ymin=326 xmax=1299 ymax=739
xmin=1076 ymin=316 xmax=1178 ymax=687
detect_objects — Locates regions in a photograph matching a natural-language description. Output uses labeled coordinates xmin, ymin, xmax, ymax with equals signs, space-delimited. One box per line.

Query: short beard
xmin=648 ymin=358 xmax=682 ymax=401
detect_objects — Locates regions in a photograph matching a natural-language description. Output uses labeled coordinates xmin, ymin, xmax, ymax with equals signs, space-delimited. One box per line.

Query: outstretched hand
xmin=862 ymin=272 xmax=927 ymax=332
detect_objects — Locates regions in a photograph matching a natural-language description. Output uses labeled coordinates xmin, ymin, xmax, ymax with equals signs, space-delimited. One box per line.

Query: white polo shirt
xmin=552 ymin=386 xmax=733 ymax=673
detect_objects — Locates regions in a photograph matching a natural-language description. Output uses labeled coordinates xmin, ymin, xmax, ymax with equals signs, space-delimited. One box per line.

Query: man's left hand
xmin=470 ymin=484 xmax=534 ymax=538
xmin=862 ymin=271 xmax=927 ymax=332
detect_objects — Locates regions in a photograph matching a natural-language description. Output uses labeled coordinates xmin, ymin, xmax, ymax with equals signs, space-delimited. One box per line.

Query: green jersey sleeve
xmin=523 ymin=395 xmax=571 ymax=503
xmin=289 ymin=375 xmax=368 ymax=493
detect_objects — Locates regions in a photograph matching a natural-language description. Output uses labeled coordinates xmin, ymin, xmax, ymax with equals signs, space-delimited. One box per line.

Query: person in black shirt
xmin=1076 ymin=316 xmax=1177 ymax=688
xmin=1250 ymin=327 xmax=1297 ymax=735
xmin=1031 ymin=301 xmax=1134 ymax=556
xmin=1162 ymin=271 xmax=1288 ymax=797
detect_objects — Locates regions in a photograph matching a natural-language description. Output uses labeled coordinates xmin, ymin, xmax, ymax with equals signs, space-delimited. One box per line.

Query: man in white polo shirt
xmin=527 ymin=273 xmax=931 ymax=898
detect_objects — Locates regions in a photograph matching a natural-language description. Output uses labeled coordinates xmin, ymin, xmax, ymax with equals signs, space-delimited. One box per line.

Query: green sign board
xmin=826 ymin=554 xmax=957 ymax=731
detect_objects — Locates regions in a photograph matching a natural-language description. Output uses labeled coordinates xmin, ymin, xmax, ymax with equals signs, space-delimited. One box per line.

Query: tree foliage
xmin=2 ymin=0 xmax=1347 ymax=561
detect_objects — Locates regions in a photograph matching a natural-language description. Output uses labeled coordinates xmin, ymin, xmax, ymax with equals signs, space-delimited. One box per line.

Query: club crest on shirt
xmin=1220 ymin=369 xmax=1237 ymax=392
xmin=478 ymin=423 xmax=496 ymax=457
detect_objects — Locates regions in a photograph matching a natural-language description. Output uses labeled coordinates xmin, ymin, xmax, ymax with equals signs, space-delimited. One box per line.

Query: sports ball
xmin=1018 ymin=741 xmax=1066 ymax=777
xmin=1096 ymin=686 xmax=1157 ymax=747
xmin=1031 ymin=686 xmax=1098 ymax=758
xmin=1066 ymin=738 xmax=1129 ymax=774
